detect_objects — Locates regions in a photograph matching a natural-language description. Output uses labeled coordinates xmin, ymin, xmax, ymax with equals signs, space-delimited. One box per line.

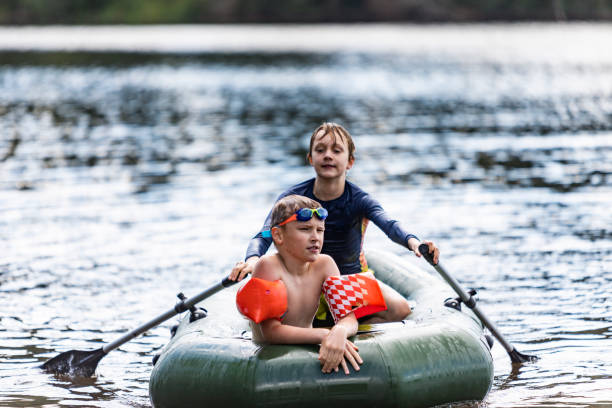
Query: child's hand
xmin=318 ymin=326 xmax=344 ymax=373
xmin=318 ymin=327 xmax=363 ymax=374
xmin=229 ymin=257 xmax=258 ymax=281
xmin=341 ymin=339 xmax=362 ymax=374
xmin=410 ymin=239 xmax=440 ymax=265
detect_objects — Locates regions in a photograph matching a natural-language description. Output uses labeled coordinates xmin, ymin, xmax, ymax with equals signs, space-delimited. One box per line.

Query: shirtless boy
xmin=244 ymin=194 xmax=363 ymax=375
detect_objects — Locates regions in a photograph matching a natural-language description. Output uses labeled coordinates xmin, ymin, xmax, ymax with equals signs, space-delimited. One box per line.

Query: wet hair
xmin=307 ymin=122 xmax=356 ymax=162
xmin=270 ymin=194 xmax=322 ymax=228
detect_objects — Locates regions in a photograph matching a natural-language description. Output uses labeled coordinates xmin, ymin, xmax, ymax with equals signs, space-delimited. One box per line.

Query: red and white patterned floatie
xmin=322 ymin=272 xmax=387 ymax=323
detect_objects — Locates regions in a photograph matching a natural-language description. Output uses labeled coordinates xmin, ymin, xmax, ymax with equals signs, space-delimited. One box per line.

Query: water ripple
xmin=1 ymin=24 xmax=611 ymax=408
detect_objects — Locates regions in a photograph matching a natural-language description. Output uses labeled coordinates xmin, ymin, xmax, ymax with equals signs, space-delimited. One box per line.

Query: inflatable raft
xmin=149 ymin=250 xmax=494 ymax=407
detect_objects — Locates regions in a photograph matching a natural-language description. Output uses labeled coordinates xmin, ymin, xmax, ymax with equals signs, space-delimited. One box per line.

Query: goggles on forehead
xmin=261 ymin=207 xmax=328 ymax=238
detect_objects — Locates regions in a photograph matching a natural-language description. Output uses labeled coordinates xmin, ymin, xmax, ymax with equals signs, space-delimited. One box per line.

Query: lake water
xmin=1 ymin=23 xmax=611 ymax=407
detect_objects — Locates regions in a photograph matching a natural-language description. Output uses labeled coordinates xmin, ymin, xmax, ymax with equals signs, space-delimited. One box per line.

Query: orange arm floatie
xmin=323 ymin=272 xmax=387 ymax=323
xmin=236 ymin=277 xmax=288 ymax=324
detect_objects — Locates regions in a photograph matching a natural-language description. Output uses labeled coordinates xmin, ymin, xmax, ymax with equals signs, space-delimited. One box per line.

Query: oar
xmin=41 ymin=277 xmax=237 ymax=377
xmin=418 ymin=244 xmax=538 ymax=364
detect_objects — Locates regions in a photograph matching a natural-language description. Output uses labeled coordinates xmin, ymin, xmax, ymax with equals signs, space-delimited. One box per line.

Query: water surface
xmin=1 ymin=24 xmax=611 ymax=407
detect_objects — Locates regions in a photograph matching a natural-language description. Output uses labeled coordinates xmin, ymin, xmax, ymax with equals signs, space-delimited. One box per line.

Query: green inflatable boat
xmin=149 ymin=250 xmax=494 ymax=407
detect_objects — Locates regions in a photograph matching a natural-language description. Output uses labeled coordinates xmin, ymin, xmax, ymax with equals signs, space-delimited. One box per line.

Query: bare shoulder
xmin=252 ymin=254 xmax=282 ymax=281
xmin=313 ymin=254 xmax=340 ymax=279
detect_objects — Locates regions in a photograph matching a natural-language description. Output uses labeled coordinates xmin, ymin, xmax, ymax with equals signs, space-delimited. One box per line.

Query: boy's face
xmin=274 ymin=217 xmax=324 ymax=263
xmin=309 ymin=131 xmax=354 ymax=179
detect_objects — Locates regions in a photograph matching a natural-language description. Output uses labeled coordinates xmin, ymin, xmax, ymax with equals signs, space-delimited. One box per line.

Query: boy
xmin=244 ymin=194 xmax=363 ymax=375
xmin=231 ymin=122 xmax=439 ymax=323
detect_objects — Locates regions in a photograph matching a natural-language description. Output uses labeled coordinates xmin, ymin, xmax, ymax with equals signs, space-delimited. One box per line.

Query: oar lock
xmin=175 ymin=292 xmax=208 ymax=323
xmin=444 ymin=289 xmax=477 ymax=311
xmin=155 ymin=292 xmax=210 ymax=366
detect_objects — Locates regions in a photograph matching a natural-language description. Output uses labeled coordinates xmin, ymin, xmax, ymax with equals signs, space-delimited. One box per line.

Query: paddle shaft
xmin=417 ymin=245 xmax=517 ymax=354
xmin=103 ymin=278 xmax=235 ymax=353
xmin=428 ymin=262 xmax=515 ymax=352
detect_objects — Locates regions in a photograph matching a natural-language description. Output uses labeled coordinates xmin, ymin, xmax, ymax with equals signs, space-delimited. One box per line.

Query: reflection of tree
xmin=552 ymin=0 xmax=567 ymax=20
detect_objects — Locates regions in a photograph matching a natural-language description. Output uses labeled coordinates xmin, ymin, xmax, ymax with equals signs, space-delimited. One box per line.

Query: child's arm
xmin=361 ymin=193 xmax=418 ymax=248
xmin=259 ymin=319 xmax=330 ymax=344
xmin=361 ymin=192 xmax=440 ymax=263
xmin=258 ymin=311 xmax=361 ymax=374
xmin=318 ymin=256 xmax=362 ymax=374
xmin=319 ymin=312 xmax=362 ymax=374
xmin=229 ymin=256 xmax=260 ymax=282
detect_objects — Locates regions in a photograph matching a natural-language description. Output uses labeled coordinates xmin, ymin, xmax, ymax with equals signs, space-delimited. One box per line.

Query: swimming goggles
xmin=261 ymin=207 xmax=328 ymax=238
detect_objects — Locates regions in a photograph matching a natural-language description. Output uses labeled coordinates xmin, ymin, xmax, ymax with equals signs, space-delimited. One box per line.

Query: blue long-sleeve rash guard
xmin=246 ymin=178 xmax=418 ymax=275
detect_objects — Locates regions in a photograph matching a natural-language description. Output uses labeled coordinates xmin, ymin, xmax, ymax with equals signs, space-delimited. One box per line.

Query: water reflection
xmin=2 ymin=53 xmax=610 ymax=194
xmin=0 ymin=51 xmax=330 ymax=68
xmin=1 ymin=24 xmax=611 ymax=408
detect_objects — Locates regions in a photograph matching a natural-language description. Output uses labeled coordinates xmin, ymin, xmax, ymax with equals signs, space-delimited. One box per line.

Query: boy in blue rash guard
xmin=246 ymin=179 xmax=413 ymax=275
xmin=230 ymin=122 xmax=440 ymax=323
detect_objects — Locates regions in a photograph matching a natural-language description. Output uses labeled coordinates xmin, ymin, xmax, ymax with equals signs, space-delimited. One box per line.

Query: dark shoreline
xmin=1 ymin=0 xmax=611 ymax=25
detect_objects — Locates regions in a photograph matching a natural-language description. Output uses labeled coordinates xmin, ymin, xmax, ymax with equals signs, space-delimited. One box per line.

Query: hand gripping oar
xmin=418 ymin=244 xmax=538 ymax=364
xmin=41 ymin=277 xmax=237 ymax=377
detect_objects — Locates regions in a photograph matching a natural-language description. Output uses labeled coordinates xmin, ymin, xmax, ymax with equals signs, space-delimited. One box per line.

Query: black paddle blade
xmin=509 ymin=348 xmax=538 ymax=364
xmin=41 ymin=348 xmax=106 ymax=377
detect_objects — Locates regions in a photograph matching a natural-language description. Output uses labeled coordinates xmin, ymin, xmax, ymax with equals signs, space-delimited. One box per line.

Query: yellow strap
xmin=315 ymin=269 xmax=375 ymax=321
xmin=315 ymin=293 xmax=329 ymax=320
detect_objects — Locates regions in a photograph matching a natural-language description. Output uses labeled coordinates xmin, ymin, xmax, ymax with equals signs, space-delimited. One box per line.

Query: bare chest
xmin=282 ymin=277 xmax=323 ymax=327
